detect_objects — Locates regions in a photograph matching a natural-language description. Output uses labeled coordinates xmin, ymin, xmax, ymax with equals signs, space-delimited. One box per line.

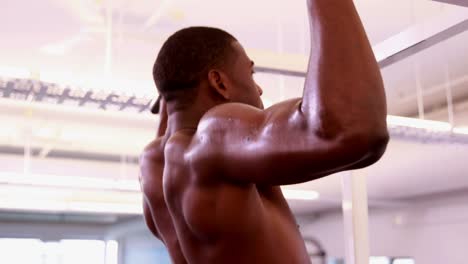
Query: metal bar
xmin=23 ymin=129 xmax=31 ymax=175
xmin=444 ymin=64 xmax=455 ymax=128
xmin=432 ymin=0 xmax=468 ymax=7
xmin=254 ymin=9 xmax=468 ymax=76
xmin=105 ymin=0 xmax=113 ymax=78
xmin=414 ymin=63 xmax=426 ymax=119
xmin=38 ymin=144 xmax=54 ymax=159
xmin=376 ymin=9 xmax=468 ymax=69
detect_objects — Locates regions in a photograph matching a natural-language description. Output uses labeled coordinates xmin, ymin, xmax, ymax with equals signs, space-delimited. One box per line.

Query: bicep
xmin=220 ymin=130 xmax=361 ymax=185
xmin=194 ymin=99 xmax=385 ymax=185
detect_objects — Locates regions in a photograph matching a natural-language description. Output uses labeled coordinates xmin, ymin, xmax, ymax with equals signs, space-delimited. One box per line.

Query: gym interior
xmin=1 ymin=0 xmax=468 ymax=263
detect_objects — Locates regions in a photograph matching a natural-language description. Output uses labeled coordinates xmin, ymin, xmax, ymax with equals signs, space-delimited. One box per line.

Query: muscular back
xmin=140 ymin=130 xmax=312 ymax=264
xmin=139 ymin=138 xmax=187 ymax=264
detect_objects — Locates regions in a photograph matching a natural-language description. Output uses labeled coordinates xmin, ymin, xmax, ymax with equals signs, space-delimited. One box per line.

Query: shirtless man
xmin=139 ymin=0 xmax=389 ymax=263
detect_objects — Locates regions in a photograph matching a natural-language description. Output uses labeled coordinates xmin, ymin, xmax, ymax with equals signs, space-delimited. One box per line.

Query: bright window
xmin=0 ymin=238 xmax=118 ymax=264
xmin=0 ymin=238 xmax=43 ymax=264
xmin=393 ymin=258 xmax=415 ymax=264
xmin=370 ymin=257 xmax=391 ymax=264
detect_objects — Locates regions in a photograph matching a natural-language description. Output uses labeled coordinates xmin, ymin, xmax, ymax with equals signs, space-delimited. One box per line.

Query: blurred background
xmin=1 ymin=0 xmax=468 ymax=263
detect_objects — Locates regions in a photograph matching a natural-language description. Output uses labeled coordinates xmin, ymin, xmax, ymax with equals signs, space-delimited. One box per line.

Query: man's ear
xmin=208 ymin=69 xmax=230 ymax=100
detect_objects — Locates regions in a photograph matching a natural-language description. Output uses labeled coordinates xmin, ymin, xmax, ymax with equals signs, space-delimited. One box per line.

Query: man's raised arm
xmin=301 ymin=0 xmax=387 ymax=140
xmin=193 ymin=0 xmax=388 ymax=185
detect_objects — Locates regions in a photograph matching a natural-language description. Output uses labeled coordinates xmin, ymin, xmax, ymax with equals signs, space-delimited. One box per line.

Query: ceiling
xmin=1 ymin=0 xmax=467 ymax=112
xmin=0 ymin=0 xmax=468 ymax=217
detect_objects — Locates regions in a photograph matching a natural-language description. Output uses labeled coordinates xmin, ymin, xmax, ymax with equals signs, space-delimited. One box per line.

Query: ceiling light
xmin=0 ymin=185 xmax=143 ymax=215
xmin=342 ymin=201 xmax=353 ymax=211
xmin=0 ymin=198 xmax=67 ymax=212
xmin=0 ymin=172 xmax=140 ymax=192
xmin=68 ymin=202 xmax=142 ymax=215
xmin=0 ymin=198 xmax=142 ymax=215
xmin=282 ymin=189 xmax=320 ymax=200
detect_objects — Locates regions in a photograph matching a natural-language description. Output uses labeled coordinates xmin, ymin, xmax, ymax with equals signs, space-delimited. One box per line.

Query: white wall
xmin=300 ymin=190 xmax=468 ymax=264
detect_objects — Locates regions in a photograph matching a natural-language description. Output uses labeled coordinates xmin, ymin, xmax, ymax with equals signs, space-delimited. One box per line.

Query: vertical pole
xmin=276 ymin=0 xmax=286 ymax=101
xmin=24 ymin=131 xmax=31 ymax=175
xmin=341 ymin=170 xmax=370 ymax=264
xmin=444 ymin=63 xmax=455 ymax=129
xmin=105 ymin=0 xmax=113 ymax=80
xmin=118 ymin=238 xmax=125 ymax=264
xmin=120 ymin=154 xmax=127 ymax=180
xmin=414 ymin=62 xmax=425 ymax=120
xmin=24 ymin=108 xmax=33 ymax=175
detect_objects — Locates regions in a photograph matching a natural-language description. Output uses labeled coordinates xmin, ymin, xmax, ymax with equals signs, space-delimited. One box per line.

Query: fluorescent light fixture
xmin=342 ymin=200 xmax=353 ymax=211
xmin=282 ymin=189 xmax=320 ymax=200
xmin=370 ymin=256 xmax=391 ymax=264
xmin=0 ymin=199 xmax=142 ymax=215
xmin=69 ymin=202 xmax=142 ymax=214
xmin=0 ymin=66 xmax=30 ymax=79
xmin=387 ymin=115 xmax=452 ymax=132
xmin=393 ymin=259 xmax=415 ymax=264
xmin=454 ymin=127 xmax=468 ymax=135
xmin=0 ymin=173 xmax=143 ymax=214
xmin=0 ymin=172 xmax=140 ymax=191
xmin=0 ymin=198 xmax=67 ymax=212
xmin=0 ymin=186 xmax=143 ymax=214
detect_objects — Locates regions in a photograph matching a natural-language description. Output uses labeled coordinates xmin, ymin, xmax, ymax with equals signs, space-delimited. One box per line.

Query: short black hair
xmin=153 ymin=26 xmax=237 ymax=104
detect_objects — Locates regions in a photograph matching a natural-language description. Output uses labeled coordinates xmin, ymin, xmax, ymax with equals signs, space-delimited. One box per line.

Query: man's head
xmin=153 ymin=27 xmax=263 ymax=112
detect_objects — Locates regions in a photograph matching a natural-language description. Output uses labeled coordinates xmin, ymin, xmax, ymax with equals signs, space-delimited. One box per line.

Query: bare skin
xmin=140 ymin=1 xmax=389 ymax=263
